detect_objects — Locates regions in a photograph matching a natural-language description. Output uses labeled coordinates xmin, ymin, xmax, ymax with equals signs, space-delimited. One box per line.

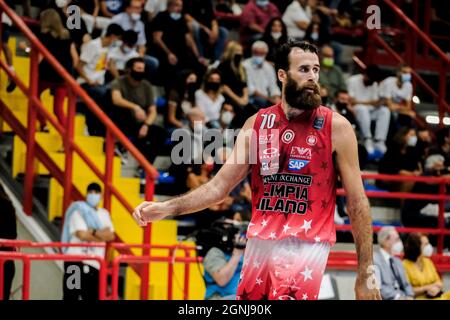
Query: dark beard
xmin=284 ymin=75 xmax=322 ymax=111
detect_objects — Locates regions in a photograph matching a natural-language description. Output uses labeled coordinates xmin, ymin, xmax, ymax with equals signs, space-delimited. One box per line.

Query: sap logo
xmin=290 ymin=147 xmax=311 ymax=160
xmin=288 ymin=159 xmax=309 ymax=171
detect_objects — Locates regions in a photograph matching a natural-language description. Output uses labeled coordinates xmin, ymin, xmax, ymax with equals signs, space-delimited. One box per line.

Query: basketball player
xmin=133 ymin=40 xmax=381 ymax=300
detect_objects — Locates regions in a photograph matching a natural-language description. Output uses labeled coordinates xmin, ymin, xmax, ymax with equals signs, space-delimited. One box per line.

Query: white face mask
xmin=422 ymin=244 xmax=433 ymax=257
xmin=407 ymin=135 xmax=417 ymax=147
xmin=86 ymin=193 xmax=101 ymax=208
xmin=392 ymin=240 xmax=404 ymax=255
xmin=310 ymin=32 xmax=319 ymax=41
xmin=221 ymin=111 xmax=234 ymax=125
xmin=131 ymin=13 xmax=141 ymax=21
xmin=271 ymin=32 xmax=282 ymax=40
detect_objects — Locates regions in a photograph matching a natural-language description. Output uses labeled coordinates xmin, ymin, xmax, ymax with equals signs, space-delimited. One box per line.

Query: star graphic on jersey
xmin=238 ymin=288 xmax=251 ymax=300
xmin=302 ymin=293 xmax=308 ymax=300
xmin=272 ymin=288 xmax=278 ymax=297
xmin=290 ymin=231 xmax=299 ymax=237
xmin=269 ymin=232 xmax=277 ymax=240
xmin=317 ymin=181 xmax=322 ymax=187
xmin=307 ymin=199 xmax=315 ymax=211
xmin=274 ymin=270 xmax=281 ymax=278
xmin=261 ymin=219 xmax=268 ymax=227
xmin=300 ymin=219 xmax=312 ymax=233
xmin=279 ymin=210 xmax=291 ymax=221
xmin=321 ymin=199 xmax=329 ymax=209
xmin=248 ymin=222 xmax=255 ymax=228
xmin=320 ymin=161 xmax=328 ymax=170
xmin=253 ymin=260 xmax=261 ymax=269
xmin=326 ymin=178 xmax=332 ymax=185
xmin=311 ymin=143 xmax=324 ymax=155
xmin=282 ymin=223 xmax=291 ymax=234
xmin=256 ymin=277 xmax=263 ymax=286
xmin=314 ymin=235 xmax=321 ymax=242
xmin=300 ymin=266 xmax=313 ymax=282
xmin=253 ymin=231 xmax=259 ymax=237
xmin=259 ymin=291 xmax=270 ymax=300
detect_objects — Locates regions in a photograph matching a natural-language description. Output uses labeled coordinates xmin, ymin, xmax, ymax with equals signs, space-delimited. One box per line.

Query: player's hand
xmin=132 ymin=201 xmax=170 ymax=226
xmin=355 ymin=274 xmax=382 ymax=300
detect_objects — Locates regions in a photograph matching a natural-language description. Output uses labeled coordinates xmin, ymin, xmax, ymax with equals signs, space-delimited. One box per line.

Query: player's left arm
xmin=332 ymin=113 xmax=381 ymax=300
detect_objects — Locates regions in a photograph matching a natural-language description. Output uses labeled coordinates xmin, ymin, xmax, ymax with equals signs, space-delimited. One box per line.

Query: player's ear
xmin=277 ymin=69 xmax=286 ymax=84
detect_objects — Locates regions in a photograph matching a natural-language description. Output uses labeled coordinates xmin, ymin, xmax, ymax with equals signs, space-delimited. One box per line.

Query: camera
xmin=195 ymin=219 xmax=248 ymax=256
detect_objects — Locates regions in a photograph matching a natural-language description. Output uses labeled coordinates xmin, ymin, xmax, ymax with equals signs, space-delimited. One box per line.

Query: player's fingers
xmin=133 ymin=211 xmax=147 ymax=227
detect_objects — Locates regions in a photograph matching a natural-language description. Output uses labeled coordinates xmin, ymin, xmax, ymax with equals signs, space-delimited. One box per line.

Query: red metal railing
xmin=364 ymin=0 xmax=450 ymax=126
xmin=0 ymin=0 xmax=159 ymax=294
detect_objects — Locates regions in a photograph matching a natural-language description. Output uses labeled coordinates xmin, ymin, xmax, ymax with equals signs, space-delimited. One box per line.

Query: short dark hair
xmin=404 ymin=233 xmax=424 ymax=262
xmin=274 ymin=39 xmax=319 ymax=73
xmin=125 ymin=57 xmax=145 ymax=70
xmin=87 ymin=183 xmax=102 ymax=193
xmin=122 ymin=30 xmax=138 ymax=46
xmin=203 ymin=68 xmax=221 ymax=83
xmin=105 ymin=23 xmax=124 ymax=37
xmin=335 ymin=89 xmax=349 ymax=98
xmin=364 ymin=64 xmax=383 ymax=82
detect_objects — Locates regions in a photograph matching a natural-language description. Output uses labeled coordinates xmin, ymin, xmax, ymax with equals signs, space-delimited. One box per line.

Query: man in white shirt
xmin=243 ymin=41 xmax=281 ymax=108
xmin=282 ymin=0 xmax=312 ymax=40
xmin=347 ymin=65 xmax=390 ymax=158
xmin=379 ymin=64 xmax=415 ymax=126
xmin=373 ymin=227 xmax=414 ymax=300
xmin=61 ymin=183 xmax=115 ymax=300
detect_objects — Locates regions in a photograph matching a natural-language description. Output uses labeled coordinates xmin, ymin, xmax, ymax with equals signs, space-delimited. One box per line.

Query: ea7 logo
xmin=259 ymin=133 xmax=274 ymax=144
xmin=290 ymin=147 xmax=312 ymax=159
xmin=288 ymin=159 xmax=309 ymax=171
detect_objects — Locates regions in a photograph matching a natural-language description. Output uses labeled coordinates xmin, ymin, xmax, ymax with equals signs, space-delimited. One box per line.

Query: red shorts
xmin=236 ymin=237 xmax=330 ymax=300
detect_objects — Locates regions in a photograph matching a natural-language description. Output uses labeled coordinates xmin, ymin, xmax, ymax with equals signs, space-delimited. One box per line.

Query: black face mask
xmin=233 ymin=54 xmax=243 ymax=66
xmin=130 ymin=70 xmax=145 ymax=81
xmin=321 ymin=96 xmax=329 ymax=105
xmin=363 ymin=78 xmax=374 ymax=86
xmin=335 ymin=102 xmax=348 ymax=110
xmin=185 ymin=82 xmax=197 ymax=100
xmin=205 ymin=81 xmax=220 ymax=92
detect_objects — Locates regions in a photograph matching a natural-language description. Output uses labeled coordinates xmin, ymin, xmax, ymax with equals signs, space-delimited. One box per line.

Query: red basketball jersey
xmin=248 ymin=103 xmax=337 ymax=245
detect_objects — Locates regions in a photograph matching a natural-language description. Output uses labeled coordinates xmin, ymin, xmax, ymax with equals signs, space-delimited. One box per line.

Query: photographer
xmin=202 ymin=219 xmax=247 ymax=300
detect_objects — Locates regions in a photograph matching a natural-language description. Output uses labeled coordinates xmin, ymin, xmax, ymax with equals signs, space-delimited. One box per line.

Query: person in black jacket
xmin=0 ymin=183 xmax=17 ymax=300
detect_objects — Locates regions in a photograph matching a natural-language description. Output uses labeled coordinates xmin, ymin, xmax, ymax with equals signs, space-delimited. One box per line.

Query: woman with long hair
xmin=262 ymin=17 xmax=288 ymax=63
xmin=37 ymin=9 xmax=79 ymax=131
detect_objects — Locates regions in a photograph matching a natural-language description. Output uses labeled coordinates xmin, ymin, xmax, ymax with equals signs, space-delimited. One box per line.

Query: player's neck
xmin=281 ymin=98 xmax=306 ymax=120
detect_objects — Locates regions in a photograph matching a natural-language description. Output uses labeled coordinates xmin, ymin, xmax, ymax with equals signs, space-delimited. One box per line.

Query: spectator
xmin=282 ymin=0 xmax=312 ymax=40
xmin=110 ymin=0 xmax=159 ymax=78
xmin=37 ymin=9 xmax=79 ymax=131
xmin=0 ymin=183 xmax=17 ymax=300
xmin=166 ymin=69 xmax=199 ymax=130
xmin=217 ymin=41 xmax=250 ymax=127
xmin=240 ymin=0 xmax=280 ymax=48
xmin=107 ymin=30 xmax=140 ymax=80
xmin=72 ymin=0 xmax=112 ymax=33
xmin=151 ymin=0 xmax=206 ymax=91
xmin=403 ymin=233 xmax=450 ymax=300
xmin=183 ymin=0 xmax=228 ymax=63
xmin=347 ymin=65 xmax=389 ymax=158
xmin=261 ymin=17 xmax=288 ymax=63
xmin=100 ymin=0 xmax=126 ymax=18
xmin=1 ymin=0 xmax=16 ymax=92
xmin=243 ymin=40 xmax=281 ymax=109
xmin=303 ymin=12 xmax=330 ymax=46
xmin=330 ymin=90 xmax=356 ymax=128
xmin=401 ymin=154 xmax=450 ymax=237
xmin=61 ymin=183 xmax=115 ymax=300
xmin=195 ymin=69 xmax=226 ymax=129
xmin=374 ymin=227 xmax=415 ymax=300
xmin=378 ymin=127 xmax=422 ymax=193
xmin=318 ymin=44 xmax=346 ymax=98
xmin=430 ymin=127 xmax=450 ymax=167
xmin=379 ymin=64 xmax=415 ymax=129
xmin=110 ymin=57 xmax=167 ymax=163
xmin=203 ymin=218 xmax=246 ymax=300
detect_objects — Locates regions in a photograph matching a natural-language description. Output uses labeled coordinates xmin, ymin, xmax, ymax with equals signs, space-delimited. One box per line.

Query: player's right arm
xmin=132 ymin=115 xmax=257 ymax=226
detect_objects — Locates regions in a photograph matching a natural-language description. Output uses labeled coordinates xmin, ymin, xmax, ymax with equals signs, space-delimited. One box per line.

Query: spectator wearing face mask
xmin=61 ymin=183 xmax=115 ymax=300
xmin=379 ymin=64 xmax=415 ymax=129
xmin=261 ymin=17 xmax=288 ymax=63
xmin=331 ymin=90 xmax=356 ymax=127
xmin=107 ymin=29 xmax=140 ymax=79
xmin=240 ymin=0 xmax=281 ymax=48
xmin=110 ymin=57 xmax=168 ymax=164
xmin=347 ymin=65 xmax=389 ymax=158
xmin=318 ymin=45 xmax=346 ymax=99
xmin=243 ymin=41 xmax=281 ymax=109
xmin=403 ymin=233 xmax=450 ymax=300
xmin=378 ymin=127 xmax=422 ymax=193
xmin=195 ymin=69 xmax=226 ymax=129
xmin=109 ymin=0 xmax=160 ymax=79
xmin=374 ymin=227 xmax=415 ymax=300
